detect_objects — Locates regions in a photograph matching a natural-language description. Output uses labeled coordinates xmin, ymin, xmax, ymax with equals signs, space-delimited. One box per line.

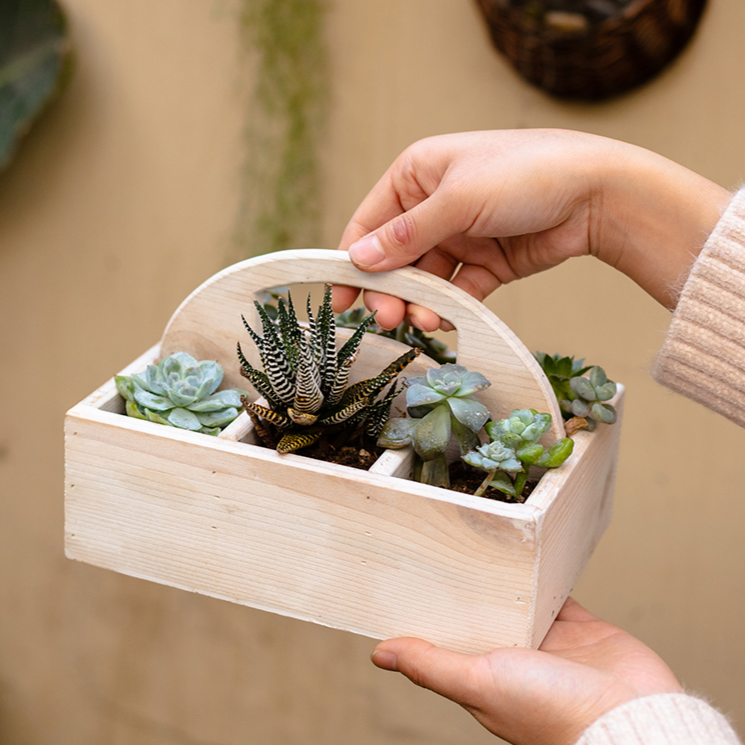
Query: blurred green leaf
xmin=0 ymin=0 xmax=71 ymax=170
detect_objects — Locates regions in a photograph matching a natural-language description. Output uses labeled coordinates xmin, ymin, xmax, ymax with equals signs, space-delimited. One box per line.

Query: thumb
xmin=348 ymin=193 xmax=463 ymax=272
xmin=371 ymin=638 xmax=488 ymax=708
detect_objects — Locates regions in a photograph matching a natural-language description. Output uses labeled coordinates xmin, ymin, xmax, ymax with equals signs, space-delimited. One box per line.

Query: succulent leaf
xmin=337 ymin=309 xmax=378 ymax=365
xmin=453 ymin=370 xmax=491 ymax=397
xmin=242 ymin=398 xmax=293 ymax=429
xmin=570 ymin=376 xmax=597 ymax=401
xmin=589 ymin=366 xmax=607 ymax=388
xmin=488 ymin=471 xmax=517 ymax=497
xmin=195 ymin=407 xmax=240 ymax=428
xmin=277 ymin=430 xmax=322 ymax=454
xmin=293 ymin=333 xmax=325 ymax=413
xmin=187 ymin=389 xmax=244 ymax=412
xmin=450 ymin=417 xmax=480 ymax=456
xmin=164 ymin=407 xmax=203 ymax=431
xmin=145 ymin=409 xmax=171 ymax=426
xmin=365 ymin=382 xmax=401 ymax=438
xmin=405 ymin=383 xmax=446 ymax=407
xmin=413 ymin=405 xmax=452 ymax=461
xmin=115 ymin=375 xmax=135 ymax=402
xmin=237 ymin=343 xmax=282 ymax=408
xmin=133 ymin=388 xmax=175 ymax=412
xmin=125 ymin=400 xmax=146 ymax=420
xmin=376 ymin=417 xmax=418 ymax=449
xmin=591 ymin=402 xmax=617 ymax=424
xmin=534 ymin=437 xmax=574 ymax=468
xmin=514 ymin=443 xmax=545 ymax=466
xmin=446 ymin=396 xmax=490 ymax=432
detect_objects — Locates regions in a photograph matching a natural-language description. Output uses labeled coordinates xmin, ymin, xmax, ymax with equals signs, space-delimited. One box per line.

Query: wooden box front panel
xmin=66 ymin=397 xmax=546 ymax=653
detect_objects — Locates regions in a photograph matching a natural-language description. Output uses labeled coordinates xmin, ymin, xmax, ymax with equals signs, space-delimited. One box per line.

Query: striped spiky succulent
xmin=238 ymin=285 xmax=420 ymax=455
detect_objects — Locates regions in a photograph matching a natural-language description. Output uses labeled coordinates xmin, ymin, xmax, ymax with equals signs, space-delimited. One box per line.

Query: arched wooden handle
xmin=161 ymin=249 xmax=563 ymax=439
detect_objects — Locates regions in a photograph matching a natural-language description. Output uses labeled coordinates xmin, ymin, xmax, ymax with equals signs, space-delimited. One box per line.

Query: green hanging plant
xmin=236 ymin=0 xmax=329 ymax=256
xmin=0 ymin=0 xmax=71 ymax=171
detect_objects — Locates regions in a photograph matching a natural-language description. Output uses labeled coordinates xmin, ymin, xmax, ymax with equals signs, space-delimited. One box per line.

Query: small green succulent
xmin=377 ymin=363 xmax=491 ymax=488
xmin=463 ymin=440 xmax=522 ymax=473
xmin=464 ymin=409 xmax=574 ymax=501
xmin=535 ymin=352 xmax=617 ymax=431
xmin=238 ymin=286 xmax=420 ymax=454
xmin=563 ymin=367 xmax=617 ymax=427
xmin=116 ymin=352 xmax=245 ymax=435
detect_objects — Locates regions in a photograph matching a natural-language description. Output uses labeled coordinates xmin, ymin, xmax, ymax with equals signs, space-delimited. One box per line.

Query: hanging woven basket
xmin=475 ymin=0 xmax=708 ymax=101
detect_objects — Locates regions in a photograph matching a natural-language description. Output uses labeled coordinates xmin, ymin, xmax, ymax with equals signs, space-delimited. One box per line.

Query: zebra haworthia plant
xmin=238 ymin=285 xmax=420 ymax=455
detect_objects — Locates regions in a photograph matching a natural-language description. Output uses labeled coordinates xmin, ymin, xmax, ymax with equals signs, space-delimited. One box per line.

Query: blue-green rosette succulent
xmin=563 ymin=367 xmax=617 ymax=427
xmin=116 ymin=352 xmax=245 ymax=436
xmin=535 ymin=352 xmax=617 ymax=430
xmin=377 ymin=363 xmax=491 ymax=488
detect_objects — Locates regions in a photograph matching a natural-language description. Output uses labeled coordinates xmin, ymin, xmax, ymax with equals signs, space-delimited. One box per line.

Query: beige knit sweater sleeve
xmin=653 ymin=188 xmax=745 ymax=425
xmin=577 ymin=190 xmax=745 ymax=744
xmin=576 ymin=693 xmax=741 ymax=745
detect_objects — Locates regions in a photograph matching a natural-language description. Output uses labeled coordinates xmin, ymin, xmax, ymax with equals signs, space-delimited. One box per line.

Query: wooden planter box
xmin=64 ymin=249 xmax=623 ymax=654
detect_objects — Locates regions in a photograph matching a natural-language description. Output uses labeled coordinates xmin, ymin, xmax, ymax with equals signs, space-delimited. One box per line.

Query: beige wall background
xmin=2 ymin=0 xmax=745 ymax=743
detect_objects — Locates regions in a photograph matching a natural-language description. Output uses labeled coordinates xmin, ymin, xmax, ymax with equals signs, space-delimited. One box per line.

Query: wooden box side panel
xmin=65 ymin=409 xmax=541 ymax=653
xmin=529 ymin=388 xmax=625 ymax=647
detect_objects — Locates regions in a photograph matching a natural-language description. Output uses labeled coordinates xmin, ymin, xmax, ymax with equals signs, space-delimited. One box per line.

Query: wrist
xmin=592 ymin=142 xmax=731 ymax=308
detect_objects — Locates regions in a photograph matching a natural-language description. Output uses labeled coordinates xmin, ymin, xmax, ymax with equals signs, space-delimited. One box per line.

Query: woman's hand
xmin=334 ymin=130 xmax=729 ymax=330
xmin=371 ymin=598 xmax=683 ymax=745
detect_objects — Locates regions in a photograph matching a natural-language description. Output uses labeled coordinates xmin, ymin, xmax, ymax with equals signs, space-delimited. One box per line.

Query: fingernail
xmin=371 ymin=649 xmax=398 ymax=671
xmin=349 ymin=234 xmax=384 ymax=268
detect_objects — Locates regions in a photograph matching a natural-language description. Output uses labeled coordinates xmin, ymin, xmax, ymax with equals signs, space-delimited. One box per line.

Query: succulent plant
xmin=335 ymin=306 xmax=456 ymax=365
xmin=238 ymin=285 xmax=420 ymax=455
xmin=485 ymin=408 xmax=553 ymax=448
xmin=116 ymin=352 xmax=244 ymax=435
xmin=463 ymin=440 xmax=522 ymax=474
xmin=465 ymin=408 xmax=574 ymax=500
xmin=563 ymin=366 xmax=618 ymax=427
xmin=377 ymin=363 xmax=491 ymax=488
xmin=535 ymin=352 xmax=618 ymax=431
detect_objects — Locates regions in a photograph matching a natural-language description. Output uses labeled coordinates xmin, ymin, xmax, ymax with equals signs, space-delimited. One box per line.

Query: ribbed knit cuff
xmin=653 ymin=188 xmax=745 ymax=428
xmin=576 ymin=693 xmax=741 ymax=745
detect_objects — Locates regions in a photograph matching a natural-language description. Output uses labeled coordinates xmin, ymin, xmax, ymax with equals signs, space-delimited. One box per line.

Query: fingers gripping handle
xmin=160 ymin=249 xmax=563 ymax=439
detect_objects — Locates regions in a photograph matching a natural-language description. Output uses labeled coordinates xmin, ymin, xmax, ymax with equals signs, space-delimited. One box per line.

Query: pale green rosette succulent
xmin=463 ymin=441 xmax=522 ymax=473
xmin=466 ymin=408 xmax=574 ymax=501
xmin=116 ymin=352 xmax=245 ymax=435
xmin=485 ymin=408 xmax=552 ymax=448
xmin=378 ymin=363 xmax=491 ymax=488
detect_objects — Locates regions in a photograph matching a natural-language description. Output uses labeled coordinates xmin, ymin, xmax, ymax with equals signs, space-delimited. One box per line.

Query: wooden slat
xmin=529 ymin=388 xmax=625 ymax=645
